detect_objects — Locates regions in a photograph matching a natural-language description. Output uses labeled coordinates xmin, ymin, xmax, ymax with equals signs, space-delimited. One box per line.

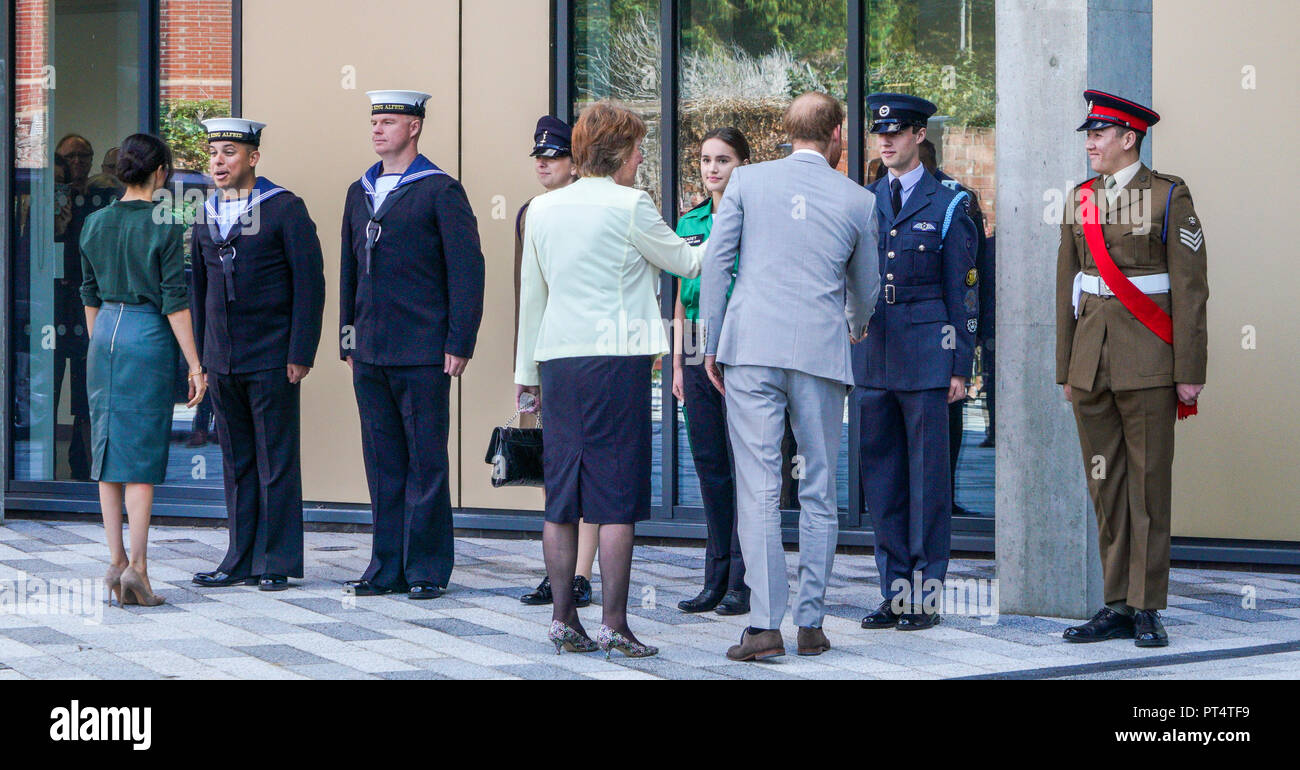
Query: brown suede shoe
xmin=796 ymin=626 xmax=831 ymax=656
xmin=725 ymin=628 xmax=785 ymax=661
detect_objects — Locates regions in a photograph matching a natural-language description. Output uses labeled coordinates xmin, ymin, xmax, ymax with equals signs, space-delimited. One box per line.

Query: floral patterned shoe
xmin=548 ymin=620 xmax=599 ymax=654
xmin=596 ymin=625 xmax=658 ymax=659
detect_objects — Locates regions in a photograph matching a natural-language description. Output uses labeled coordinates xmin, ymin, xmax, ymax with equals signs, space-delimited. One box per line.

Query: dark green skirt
xmin=87 ymin=301 xmax=178 ymax=484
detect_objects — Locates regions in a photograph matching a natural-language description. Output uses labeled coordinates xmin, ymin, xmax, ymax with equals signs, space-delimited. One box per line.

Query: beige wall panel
xmin=456 ymin=0 xmax=550 ymax=512
xmin=242 ymin=0 xmax=461 ymax=504
xmin=1154 ymin=0 xmax=1300 ymax=540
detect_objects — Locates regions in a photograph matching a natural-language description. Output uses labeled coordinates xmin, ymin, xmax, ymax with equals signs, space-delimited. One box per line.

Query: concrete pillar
xmin=993 ymin=0 xmax=1151 ymax=618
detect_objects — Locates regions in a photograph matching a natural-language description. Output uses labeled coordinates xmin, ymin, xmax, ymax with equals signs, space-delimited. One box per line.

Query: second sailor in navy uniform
xmin=341 ymin=90 xmax=485 ymax=600
xmin=190 ymin=118 xmax=326 ymax=592
xmin=853 ymin=94 xmax=978 ymax=631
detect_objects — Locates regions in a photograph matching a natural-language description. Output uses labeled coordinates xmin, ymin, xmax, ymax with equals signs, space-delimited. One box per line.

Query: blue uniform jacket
xmin=191 ymin=182 xmax=326 ymax=376
xmin=339 ymin=167 xmax=485 ymax=366
xmin=852 ymin=168 xmax=979 ymax=391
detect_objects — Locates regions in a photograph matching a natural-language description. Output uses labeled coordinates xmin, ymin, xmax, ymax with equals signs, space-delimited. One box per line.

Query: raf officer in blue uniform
xmin=854 ymin=94 xmax=979 ymax=631
xmin=190 ymin=118 xmax=326 ymax=591
xmin=341 ymin=90 xmax=485 ymax=600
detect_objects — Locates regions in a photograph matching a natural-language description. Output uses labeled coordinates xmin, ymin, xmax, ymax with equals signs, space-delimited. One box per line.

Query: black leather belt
xmin=883 ymin=284 xmax=942 ymax=304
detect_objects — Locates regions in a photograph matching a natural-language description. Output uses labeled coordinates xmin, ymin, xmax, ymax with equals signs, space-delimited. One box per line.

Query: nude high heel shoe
xmin=104 ymin=564 xmax=127 ymax=607
xmin=119 ymin=566 xmax=165 ymax=607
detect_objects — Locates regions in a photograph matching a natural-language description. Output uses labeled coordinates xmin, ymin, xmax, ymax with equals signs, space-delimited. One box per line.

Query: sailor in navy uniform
xmin=190 ymin=118 xmax=326 ymax=591
xmin=341 ymin=90 xmax=485 ymax=600
xmin=853 ymin=94 xmax=979 ymax=630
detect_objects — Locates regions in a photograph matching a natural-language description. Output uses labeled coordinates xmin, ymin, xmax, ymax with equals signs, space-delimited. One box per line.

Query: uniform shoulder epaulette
xmin=1149 ymin=169 xmax=1186 ymax=186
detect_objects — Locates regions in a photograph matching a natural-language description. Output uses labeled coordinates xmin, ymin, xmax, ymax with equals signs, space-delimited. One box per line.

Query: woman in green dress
xmin=671 ymin=127 xmax=752 ymax=615
xmin=80 ymin=133 xmax=207 ymax=607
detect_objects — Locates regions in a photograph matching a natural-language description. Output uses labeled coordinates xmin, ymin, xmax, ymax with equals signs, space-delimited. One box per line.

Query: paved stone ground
xmin=1 ymin=518 xmax=1298 ymax=680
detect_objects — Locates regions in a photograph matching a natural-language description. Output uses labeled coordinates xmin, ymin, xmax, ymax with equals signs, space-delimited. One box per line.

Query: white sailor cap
xmin=201 ymin=117 xmax=266 ymax=146
xmin=367 ymin=90 xmax=432 ymax=118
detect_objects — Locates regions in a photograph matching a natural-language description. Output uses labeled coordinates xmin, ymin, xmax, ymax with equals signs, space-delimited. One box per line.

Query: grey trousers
xmin=723 ymin=364 xmax=847 ymax=630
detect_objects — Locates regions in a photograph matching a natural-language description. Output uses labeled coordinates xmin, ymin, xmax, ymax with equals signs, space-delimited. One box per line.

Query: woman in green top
xmin=79 ymin=133 xmax=206 ymax=608
xmin=672 ymin=127 xmax=752 ymax=615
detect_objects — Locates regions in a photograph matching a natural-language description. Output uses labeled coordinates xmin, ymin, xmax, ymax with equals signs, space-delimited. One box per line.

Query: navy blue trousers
xmin=353 ymin=362 xmax=453 ymax=588
xmin=682 ymin=358 xmax=746 ymax=593
xmin=210 ymin=369 xmax=304 ymax=578
xmin=856 ymin=387 xmax=952 ymax=600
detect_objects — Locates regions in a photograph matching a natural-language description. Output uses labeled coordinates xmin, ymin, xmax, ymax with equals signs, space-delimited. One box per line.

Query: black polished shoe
xmin=1062 ymin=607 xmax=1136 ymax=643
xmin=520 ymin=576 xmax=553 ymax=605
xmin=1133 ymin=610 xmax=1169 ymax=648
xmin=572 ymin=575 xmax=593 ymax=608
xmin=192 ymin=570 xmax=258 ymax=588
xmin=678 ymin=588 xmax=725 ymax=613
xmin=897 ymin=611 xmax=941 ymax=631
xmin=715 ymin=589 xmax=751 ymax=616
xmin=860 ymin=599 xmax=902 ymax=629
xmin=259 ymin=574 xmax=288 ymax=592
xmin=343 ymin=579 xmax=400 ymax=597
xmin=408 ymin=582 xmax=444 ymax=600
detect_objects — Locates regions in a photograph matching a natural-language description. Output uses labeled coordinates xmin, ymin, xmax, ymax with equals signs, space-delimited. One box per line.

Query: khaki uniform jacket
xmin=1056 ymin=165 xmax=1209 ymax=392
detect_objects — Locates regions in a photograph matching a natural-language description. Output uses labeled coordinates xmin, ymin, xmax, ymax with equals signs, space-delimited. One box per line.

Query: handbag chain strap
xmin=503 ymin=408 xmax=542 ymax=429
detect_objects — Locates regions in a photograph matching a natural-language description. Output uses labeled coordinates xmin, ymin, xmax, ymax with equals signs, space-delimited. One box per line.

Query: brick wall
xmin=160 ymin=0 xmax=233 ymax=102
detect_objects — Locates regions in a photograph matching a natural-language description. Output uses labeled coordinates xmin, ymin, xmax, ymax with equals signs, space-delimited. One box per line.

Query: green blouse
xmin=79 ymin=199 xmax=189 ymax=315
xmin=673 ymin=198 xmax=737 ymax=321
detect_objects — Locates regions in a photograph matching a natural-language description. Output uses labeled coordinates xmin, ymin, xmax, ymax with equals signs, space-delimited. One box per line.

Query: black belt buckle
xmin=884 ymin=284 xmax=896 ymax=304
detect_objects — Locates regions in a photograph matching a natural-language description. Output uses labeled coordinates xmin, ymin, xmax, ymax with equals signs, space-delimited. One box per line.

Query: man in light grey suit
xmin=700 ymin=93 xmax=879 ymax=661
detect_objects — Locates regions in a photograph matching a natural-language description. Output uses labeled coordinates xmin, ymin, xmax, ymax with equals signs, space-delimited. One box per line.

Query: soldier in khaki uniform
xmin=1055 ymin=90 xmax=1208 ymax=648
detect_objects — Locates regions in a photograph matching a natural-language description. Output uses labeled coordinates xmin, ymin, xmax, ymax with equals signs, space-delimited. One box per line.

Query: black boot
xmin=715 ymin=588 xmax=751 ymax=616
xmin=1063 ymin=607 xmax=1136 ymax=643
xmin=1134 ymin=610 xmax=1169 ymax=647
xmin=520 ymin=576 xmax=553 ymax=605
xmin=678 ymin=588 xmax=725 ymax=613
xmin=572 ymin=575 xmax=593 ymax=608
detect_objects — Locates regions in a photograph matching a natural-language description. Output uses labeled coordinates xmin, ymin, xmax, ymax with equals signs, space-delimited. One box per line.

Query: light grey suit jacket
xmin=699 ymin=151 xmax=879 ymax=386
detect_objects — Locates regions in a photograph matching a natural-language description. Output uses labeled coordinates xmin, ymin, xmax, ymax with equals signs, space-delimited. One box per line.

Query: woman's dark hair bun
xmin=114 ymin=133 xmax=173 ymax=186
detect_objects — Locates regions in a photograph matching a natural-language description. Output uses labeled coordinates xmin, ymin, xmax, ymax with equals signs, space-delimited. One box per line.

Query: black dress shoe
xmin=678 ymin=588 xmax=725 ymax=613
xmin=861 ymin=599 xmax=902 ymax=629
xmin=343 ymin=579 xmax=400 ymax=597
xmin=192 ymin=570 xmax=258 ymax=588
xmin=1133 ymin=610 xmax=1169 ymax=648
xmin=408 ymin=582 xmax=444 ymax=600
xmin=520 ymin=576 xmax=553 ymax=605
xmin=572 ymin=575 xmax=593 ymax=608
xmin=715 ymin=589 xmax=751 ymax=616
xmin=1063 ymin=607 xmax=1136 ymax=643
xmin=259 ymin=575 xmax=288 ymax=592
xmin=897 ymin=611 xmax=941 ymax=631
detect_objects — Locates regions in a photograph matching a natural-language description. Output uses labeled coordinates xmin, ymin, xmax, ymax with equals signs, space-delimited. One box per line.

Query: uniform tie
xmin=890 ymin=178 xmax=903 ymax=217
xmin=1104 ymin=174 xmax=1119 ymax=205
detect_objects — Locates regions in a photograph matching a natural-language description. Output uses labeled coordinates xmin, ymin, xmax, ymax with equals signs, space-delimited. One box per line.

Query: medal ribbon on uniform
xmin=1078 ymin=180 xmax=1196 ymax=419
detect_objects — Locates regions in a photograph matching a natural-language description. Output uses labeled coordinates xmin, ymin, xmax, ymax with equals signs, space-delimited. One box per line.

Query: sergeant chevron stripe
xmin=1179 ymin=227 xmax=1203 ymax=250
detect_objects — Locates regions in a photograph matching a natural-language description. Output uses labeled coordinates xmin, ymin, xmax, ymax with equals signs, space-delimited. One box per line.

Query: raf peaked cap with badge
xmin=867 ymin=93 xmax=938 ymax=134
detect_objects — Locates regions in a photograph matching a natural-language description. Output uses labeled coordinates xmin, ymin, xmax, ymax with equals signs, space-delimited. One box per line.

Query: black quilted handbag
xmin=485 ymin=409 xmax=544 ymax=488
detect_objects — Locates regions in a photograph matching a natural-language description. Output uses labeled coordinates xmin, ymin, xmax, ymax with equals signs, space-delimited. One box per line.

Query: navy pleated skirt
xmin=539 ymin=355 xmax=653 ymax=525
xmin=87 ymin=301 xmax=178 ymax=484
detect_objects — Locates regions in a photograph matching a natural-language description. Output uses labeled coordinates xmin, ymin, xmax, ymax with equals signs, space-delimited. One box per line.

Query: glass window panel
xmin=573 ymin=0 xmax=664 ymax=507
xmin=12 ymin=0 xmax=142 ymax=482
xmin=157 ymin=0 xmax=233 ymax=488
xmin=868 ymin=0 xmax=995 ymax=516
xmin=674 ymin=0 xmax=850 ymax=512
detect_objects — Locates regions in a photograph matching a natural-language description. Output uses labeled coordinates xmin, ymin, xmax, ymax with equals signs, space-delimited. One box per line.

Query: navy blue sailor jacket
xmin=851 ymin=168 xmax=979 ymax=391
xmin=191 ymin=177 xmax=327 ymax=376
xmin=339 ymin=155 xmax=485 ymax=366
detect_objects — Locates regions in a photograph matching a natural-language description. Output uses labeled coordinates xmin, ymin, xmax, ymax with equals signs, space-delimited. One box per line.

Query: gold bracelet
xmin=188 ymin=369 xmax=204 ymax=377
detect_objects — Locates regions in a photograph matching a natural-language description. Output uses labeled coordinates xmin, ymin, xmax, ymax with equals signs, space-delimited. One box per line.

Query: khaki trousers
xmin=1071 ymin=340 xmax=1178 ymax=610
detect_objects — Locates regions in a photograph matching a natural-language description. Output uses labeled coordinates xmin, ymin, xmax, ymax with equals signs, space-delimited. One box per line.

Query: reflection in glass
xmin=11 ymin=0 xmax=233 ymax=489
xmin=673 ymin=1 xmax=851 ymax=512
xmin=868 ymin=0 xmax=995 ymax=516
xmin=573 ymin=0 xmax=665 ymax=506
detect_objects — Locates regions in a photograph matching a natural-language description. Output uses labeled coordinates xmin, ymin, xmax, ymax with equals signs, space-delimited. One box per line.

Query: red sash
xmin=1078 ymin=180 xmax=1196 ymax=419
